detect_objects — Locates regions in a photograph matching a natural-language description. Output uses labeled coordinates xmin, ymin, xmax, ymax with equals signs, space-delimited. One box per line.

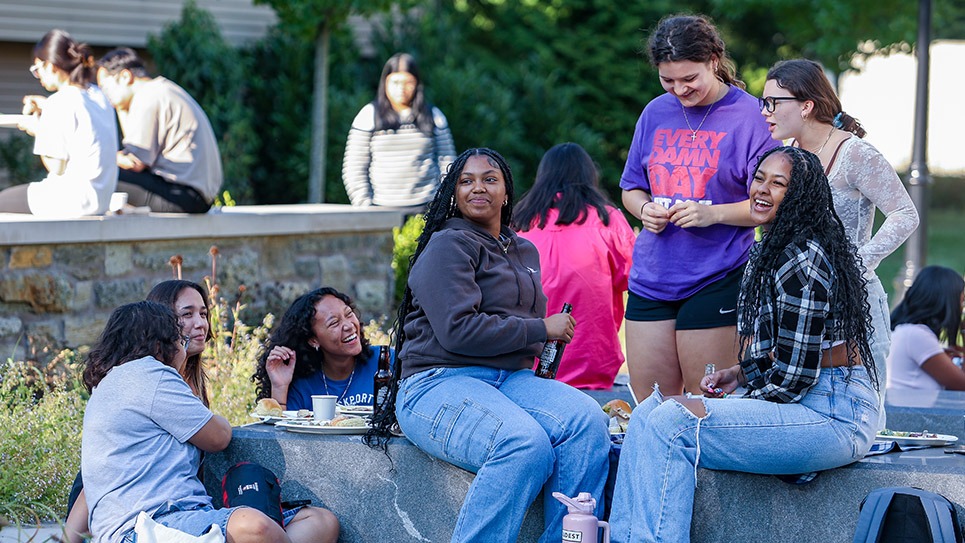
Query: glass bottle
xmin=372 ymin=345 xmax=392 ymax=418
xmin=535 ymin=303 xmax=573 ymax=379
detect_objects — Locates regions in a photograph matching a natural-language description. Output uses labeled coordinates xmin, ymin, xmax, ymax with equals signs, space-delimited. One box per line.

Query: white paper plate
xmin=276 ymin=420 xmax=369 ymax=435
xmin=0 ymin=114 xmax=26 ymax=127
xmin=249 ymin=410 xmax=311 ymax=424
xmin=336 ymin=405 xmax=374 ymax=416
xmin=875 ymin=432 xmax=959 ymax=447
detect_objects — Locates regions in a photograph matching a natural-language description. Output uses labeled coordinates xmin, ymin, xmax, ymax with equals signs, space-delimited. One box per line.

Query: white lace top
xmin=824 ymin=136 xmax=919 ymax=275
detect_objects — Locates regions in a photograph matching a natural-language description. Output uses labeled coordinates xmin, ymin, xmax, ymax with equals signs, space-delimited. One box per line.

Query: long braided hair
xmin=738 ymin=146 xmax=877 ymax=387
xmin=365 ymin=148 xmax=516 ymax=449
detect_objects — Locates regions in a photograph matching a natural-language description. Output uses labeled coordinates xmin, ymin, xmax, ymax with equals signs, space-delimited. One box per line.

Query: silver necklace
xmin=811 ymin=126 xmax=835 ymax=155
xmin=681 ymin=84 xmax=724 ymax=142
xmin=321 ymin=364 xmax=356 ymax=404
xmin=497 ymin=233 xmax=513 ymax=254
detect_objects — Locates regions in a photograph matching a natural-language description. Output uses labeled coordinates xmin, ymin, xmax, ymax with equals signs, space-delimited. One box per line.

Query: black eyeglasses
xmin=759 ymin=96 xmax=801 ymax=113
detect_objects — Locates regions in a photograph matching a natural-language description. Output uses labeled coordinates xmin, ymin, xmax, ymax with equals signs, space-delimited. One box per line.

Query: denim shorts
xmin=121 ymin=502 xmax=241 ymax=542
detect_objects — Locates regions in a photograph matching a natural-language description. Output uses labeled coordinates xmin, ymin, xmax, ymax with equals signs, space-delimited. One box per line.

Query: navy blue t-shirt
xmin=286 ymin=347 xmax=394 ymax=410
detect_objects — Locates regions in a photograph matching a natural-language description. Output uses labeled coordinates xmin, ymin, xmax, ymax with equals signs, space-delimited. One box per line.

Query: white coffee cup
xmin=109 ymin=192 xmax=129 ymax=212
xmin=311 ymin=395 xmax=337 ymax=421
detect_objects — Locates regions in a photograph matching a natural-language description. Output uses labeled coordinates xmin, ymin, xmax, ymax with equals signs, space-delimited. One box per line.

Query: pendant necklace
xmin=321 ymin=364 xmax=356 ymax=404
xmin=681 ymin=83 xmax=724 ymax=142
xmin=497 ymin=233 xmax=513 ymax=254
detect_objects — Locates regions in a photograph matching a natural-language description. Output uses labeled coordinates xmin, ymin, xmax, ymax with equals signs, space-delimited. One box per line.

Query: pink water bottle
xmin=553 ymin=492 xmax=610 ymax=543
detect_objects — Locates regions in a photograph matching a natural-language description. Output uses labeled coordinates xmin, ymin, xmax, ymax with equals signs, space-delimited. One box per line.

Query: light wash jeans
xmin=866 ymin=274 xmax=891 ymax=430
xmin=609 ymin=366 xmax=879 ymax=543
xmin=397 ymin=366 xmax=611 ymax=543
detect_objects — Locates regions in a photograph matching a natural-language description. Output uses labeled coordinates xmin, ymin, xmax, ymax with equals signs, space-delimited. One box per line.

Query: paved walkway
xmin=0 ymin=523 xmax=64 ymax=542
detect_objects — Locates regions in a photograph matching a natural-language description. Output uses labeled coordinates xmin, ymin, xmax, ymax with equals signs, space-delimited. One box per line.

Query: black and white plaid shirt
xmin=741 ymin=239 xmax=839 ymax=403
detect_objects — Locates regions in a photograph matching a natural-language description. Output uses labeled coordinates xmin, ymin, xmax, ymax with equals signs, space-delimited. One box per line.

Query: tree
xmin=255 ymin=0 xmax=397 ymax=203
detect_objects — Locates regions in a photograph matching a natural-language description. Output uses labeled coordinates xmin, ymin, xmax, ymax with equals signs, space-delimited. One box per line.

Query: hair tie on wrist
xmin=832 ymin=112 xmax=844 ymax=129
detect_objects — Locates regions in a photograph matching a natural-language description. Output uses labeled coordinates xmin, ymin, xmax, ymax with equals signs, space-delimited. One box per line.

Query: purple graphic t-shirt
xmin=620 ymin=85 xmax=778 ymax=301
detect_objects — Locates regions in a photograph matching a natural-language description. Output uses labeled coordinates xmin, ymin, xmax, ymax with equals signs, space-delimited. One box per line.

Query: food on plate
xmin=331 ymin=415 xmax=368 ymax=428
xmin=878 ymin=429 xmax=939 ymax=439
xmin=254 ymin=398 xmax=284 ymax=417
xmin=297 ymin=409 xmax=312 ymax=418
xmin=602 ymin=399 xmax=632 ymax=422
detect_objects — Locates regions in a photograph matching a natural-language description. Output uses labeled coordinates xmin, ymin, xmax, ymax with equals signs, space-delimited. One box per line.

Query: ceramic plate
xmin=875 ymin=432 xmax=959 ymax=447
xmin=249 ymin=410 xmax=311 ymax=424
xmin=276 ymin=420 xmax=370 ymax=435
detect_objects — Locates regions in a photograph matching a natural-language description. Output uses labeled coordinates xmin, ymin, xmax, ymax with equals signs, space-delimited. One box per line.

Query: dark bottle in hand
xmin=535 ymin=303 xmax=573 ymax=379
xmin=373 ymin=345 xmax=392 ymax=418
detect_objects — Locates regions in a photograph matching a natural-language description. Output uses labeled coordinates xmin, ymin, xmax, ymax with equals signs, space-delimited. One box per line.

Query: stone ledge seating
xmin=203 ymin=386 xmax=965 ymax=543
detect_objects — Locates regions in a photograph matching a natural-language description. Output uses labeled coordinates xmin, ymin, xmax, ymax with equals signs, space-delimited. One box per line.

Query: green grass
xmin=876 ymin=208 xmax=965 ymax=299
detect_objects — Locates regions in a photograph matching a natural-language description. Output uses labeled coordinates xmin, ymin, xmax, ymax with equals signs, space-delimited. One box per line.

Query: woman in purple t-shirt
xmin=621 ymin=14 xmax=777 ymax=398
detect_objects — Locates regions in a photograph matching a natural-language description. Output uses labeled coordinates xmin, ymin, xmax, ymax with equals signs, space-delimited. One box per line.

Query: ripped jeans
xmin=609 ymin=366 xmax=879 ymax=543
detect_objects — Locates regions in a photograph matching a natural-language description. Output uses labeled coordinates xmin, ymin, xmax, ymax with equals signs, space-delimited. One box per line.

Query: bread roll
xmin=255 ymin=398 xmax=284 ymax=417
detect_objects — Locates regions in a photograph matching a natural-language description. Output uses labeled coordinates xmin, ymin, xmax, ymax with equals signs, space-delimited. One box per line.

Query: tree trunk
xmin=308 ymin=20 xmax=331 ymax=203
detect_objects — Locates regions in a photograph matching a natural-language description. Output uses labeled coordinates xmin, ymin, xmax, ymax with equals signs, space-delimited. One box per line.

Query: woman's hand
xmin=265 ymin=346 xmax=297 ymax=389
xmin=700 ymin=365 xmax=742 ymax=397
xmin=641 ymin=201 xmax=671 ymax=234
xmin=668 ymin=201 xmax=718 ymax=229
xmin=22 ymin=95 xmax=46 ymax=116
xmin=544 ymin=313 xmax=576 ymax=343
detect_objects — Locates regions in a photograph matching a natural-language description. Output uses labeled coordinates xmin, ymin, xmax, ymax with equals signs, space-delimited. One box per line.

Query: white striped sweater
xmin=341 ymin=103 xmax=456 ymax=207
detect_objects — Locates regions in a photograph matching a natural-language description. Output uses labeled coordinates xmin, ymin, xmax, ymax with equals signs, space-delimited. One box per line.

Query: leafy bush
xmin=392 ymin=214 xmax=424 ymax=304
xmin=203 ymin=279 xmax=270 ymax=426
xmin=0 ymin=133 xmax=45 ymax=188
xmin=0 ymin=356 xmax=85 ymax=517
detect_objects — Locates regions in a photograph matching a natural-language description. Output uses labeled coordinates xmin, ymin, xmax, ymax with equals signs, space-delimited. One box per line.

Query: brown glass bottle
xmin=535 ymin=303 xmax=573 ymax=379
xmin=373 ymin=345 xmax=392 ymax=418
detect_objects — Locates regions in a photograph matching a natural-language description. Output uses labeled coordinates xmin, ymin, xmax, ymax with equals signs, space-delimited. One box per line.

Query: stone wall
xmin=0 ymin=205 xmax=401 ymax=362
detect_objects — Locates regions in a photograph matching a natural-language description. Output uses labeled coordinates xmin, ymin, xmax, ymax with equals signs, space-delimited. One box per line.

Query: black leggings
xmin=118 ymin=169 xmax=211 ymax=213
xmin=0 ymin=184 xmax=32 ymax=213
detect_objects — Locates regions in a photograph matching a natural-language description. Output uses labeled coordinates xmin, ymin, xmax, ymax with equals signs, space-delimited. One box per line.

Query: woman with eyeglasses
xmin=621 ymin=14 xmax=778 ymax=399
xmin=341 ymin=52 xmax=456 ymax=209
xmin=0 ymin=29 xmax=117 ymax=217
xmin=761 ymin=59 xmax=919 ymax=424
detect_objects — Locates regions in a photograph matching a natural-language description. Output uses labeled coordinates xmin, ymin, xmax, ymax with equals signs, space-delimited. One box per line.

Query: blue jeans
xmin=866 ymin=275 xmax=891 ymax=429
xmin=609 ymin=366 xmax=879 ymax=543
xmin=397 ymin=366 xmax=611 ymax=543
xmin=121 ymin=502 xmax=240 ymax=542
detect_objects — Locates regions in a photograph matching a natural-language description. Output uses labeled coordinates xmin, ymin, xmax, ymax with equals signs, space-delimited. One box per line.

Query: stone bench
xmin=884 ymin=387 xmax=965 ymax=441
xmin=205 ymin=385 xmax=965 ymax=543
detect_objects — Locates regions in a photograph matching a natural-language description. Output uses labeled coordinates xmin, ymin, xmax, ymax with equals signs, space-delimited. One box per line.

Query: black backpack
xmin=221 ymin=462 xmax=284 ymax=526
xmin=853 ymin=487 xmax=963 ymax=543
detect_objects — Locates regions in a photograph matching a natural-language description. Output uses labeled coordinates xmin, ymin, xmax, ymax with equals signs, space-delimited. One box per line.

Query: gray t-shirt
xmin=122 ymin=77 xmax=223 ymax=202
xmin=82 ymin=356 xmax=214 ymax=543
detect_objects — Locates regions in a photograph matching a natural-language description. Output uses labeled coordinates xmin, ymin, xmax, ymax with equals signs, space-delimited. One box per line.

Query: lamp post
xmin=896 ymin=0 xmax=932 ymax=296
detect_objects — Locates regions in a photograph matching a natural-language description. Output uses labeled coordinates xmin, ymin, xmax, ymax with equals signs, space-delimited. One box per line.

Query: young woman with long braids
xmin=253 ymin=287 xmax=387 ymax=410
xmin=0 ymin=29 xmax=117 ymax=216
xmin=367 ymin=148 xmax=610 ymax=543
xmin=341 ymin=52 xmax=456 ymax=208
xmin=513 ymin=142 xmax=636 ymax=389
xmin=609 ymin=147 xmax=879 ymax=542
xmin=621 ymin=15 xmax=778 ymax=398
xmin=762 ymin=59 xmax=919 ymax=423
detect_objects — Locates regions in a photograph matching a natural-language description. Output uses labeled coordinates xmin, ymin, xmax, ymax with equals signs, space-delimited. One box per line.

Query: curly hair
xmin=147 ymin=280 xmax=212 ymax=406
xmin=366 ymin=148 xmax=516 ymax=449
xmin=512 ymin=142 xmax=615 ymax=232
xmin=252 ymin=287 xmax=371 ymax=400
xmin=84 ymin=301 xmax=182 ymax=391
xmin=738 ymin=146 xmax=876 ymax=387
xmin=647 ymin=14 xmax=745 ymax=90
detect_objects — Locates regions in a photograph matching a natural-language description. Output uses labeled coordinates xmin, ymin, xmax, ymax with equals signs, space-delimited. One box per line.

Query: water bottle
xmin=553 ymin=492 xmax=609 ymax=543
